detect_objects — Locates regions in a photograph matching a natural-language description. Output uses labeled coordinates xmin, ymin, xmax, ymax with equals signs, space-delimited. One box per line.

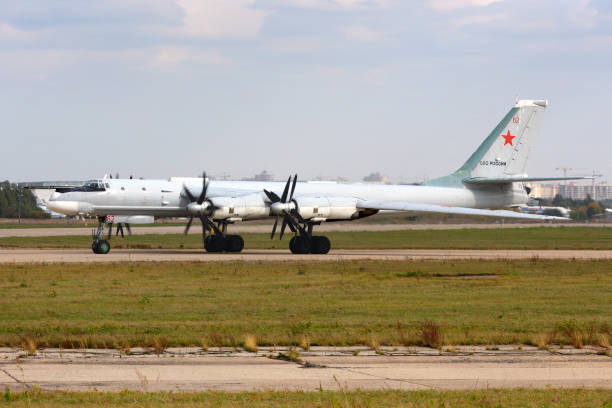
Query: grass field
xmin=0 ymin=227 xmax=611 ymax=249
xmin=0 ymin=260 xmax=610 ymax=349
xmin=3 ymin=389 xmax=612 ymax=407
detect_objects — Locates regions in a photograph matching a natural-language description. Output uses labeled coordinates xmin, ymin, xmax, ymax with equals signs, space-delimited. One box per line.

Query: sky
xmin=1 ymin=0 xmax=611 ymax=183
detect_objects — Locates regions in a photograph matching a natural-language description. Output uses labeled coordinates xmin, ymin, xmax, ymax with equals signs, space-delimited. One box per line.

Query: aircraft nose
xmin=47 ymin=200 xmax=79 ymax=215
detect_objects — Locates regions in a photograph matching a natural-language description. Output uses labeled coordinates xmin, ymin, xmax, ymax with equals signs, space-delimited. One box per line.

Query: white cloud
xmin=150 ymin=45 xmax=232 ymax=68
xmin=341 ymin=25 xmax=383 ymax=43
xmin=429 ymin=0 xmax=503 ymax=11
xmin=567 ymin=0 xmax=598 ymax=29
xmin=0 ymin=23 xmax=38 ymax=42
xmin=176 ymin=0 xmax=269 ymax=40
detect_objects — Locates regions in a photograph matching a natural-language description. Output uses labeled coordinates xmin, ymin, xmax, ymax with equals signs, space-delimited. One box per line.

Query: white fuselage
xmin=48 ymin=177 xmax=529 ymax=220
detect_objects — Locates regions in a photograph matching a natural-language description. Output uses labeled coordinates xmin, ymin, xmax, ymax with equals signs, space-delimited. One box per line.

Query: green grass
xmin=0 ymin=223 xmax=185 ymax=229
xmin=0 ymin=227 xmax=611 ymax=249
xmin=0 ymin=260 xmax=611 ymax=348
xmin=3 ymin=389 xmax=612 ymax=407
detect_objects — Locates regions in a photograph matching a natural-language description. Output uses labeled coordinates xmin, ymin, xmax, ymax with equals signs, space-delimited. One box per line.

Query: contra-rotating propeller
xmin=182 ymin=172 xmax=219 ymax=235
xmin=264 ymin=174 xmax=304 ymax=240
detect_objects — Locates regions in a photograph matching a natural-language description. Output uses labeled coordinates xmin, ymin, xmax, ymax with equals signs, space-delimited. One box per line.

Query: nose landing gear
xmin=91 ymin=216 xmax=111 ymax=254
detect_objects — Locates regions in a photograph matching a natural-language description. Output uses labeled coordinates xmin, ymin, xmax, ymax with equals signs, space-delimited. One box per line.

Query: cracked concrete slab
xmin=1 ymin=347 xmax=610 ymax=392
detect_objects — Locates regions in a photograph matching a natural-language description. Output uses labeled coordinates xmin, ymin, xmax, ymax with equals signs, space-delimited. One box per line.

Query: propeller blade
xmin=183 ymin=185 xmax=196 ymax=202
xmin=279 ymin=216 xmax=288 ymax=240
xmin=289 ymin=174 xmax=297 ymax=200
xmin=270 ymin=216 xmax=279 ymax=239
xmin=184 ymin=217 xmax=193 ymax=234
xmin=280 ymin=176 xmax=291 ymax=202
xmin=263 ymin=189 xmax=280 ymax=203
xmin=283 ymin=211 xmax=297 ymax=233
xmin=197 ymin=172 xmax=208 ymax=204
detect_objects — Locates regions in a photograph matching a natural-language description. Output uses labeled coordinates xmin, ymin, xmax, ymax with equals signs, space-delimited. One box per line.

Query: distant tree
xmin=552 ymin=194 xmax=565 ymax=206
xmin=0 ymin=181 xmax=49 ymax=219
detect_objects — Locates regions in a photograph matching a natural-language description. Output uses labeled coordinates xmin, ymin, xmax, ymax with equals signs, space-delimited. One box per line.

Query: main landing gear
xmin=182 ymin=172 xmax=245 ymax=254
xmin=289 ymin=234 xmax=331 ymax=254
xmin=286 ymin=222 xmax=331 ymax=254
xmin=202 ymin=222 xmax=244 ymax=253
xmin=264 ymin=175 xmax=332 ymax=255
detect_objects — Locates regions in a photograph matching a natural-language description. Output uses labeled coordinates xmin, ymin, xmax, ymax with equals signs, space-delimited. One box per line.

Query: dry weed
xmin=368 ymin=335 xmax=380 ymax=352
xmin=244 ymin=334 xmax=258 ymax=353
xmin=597 ymin=333 xmax=610 ymax=349
xmin=299 ymin=334 xmax=310 ymax=351
xmin=22 ymin=337 xmax=37 ymax=356
xmin=420 ymin=320 xmax=442 ymax=348
xmin=152 ymin=337 xmax=168 ymax=356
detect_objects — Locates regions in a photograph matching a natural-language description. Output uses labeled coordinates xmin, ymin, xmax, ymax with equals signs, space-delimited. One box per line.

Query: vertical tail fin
xmin=423 ymin=99 xmax=548 ymax=187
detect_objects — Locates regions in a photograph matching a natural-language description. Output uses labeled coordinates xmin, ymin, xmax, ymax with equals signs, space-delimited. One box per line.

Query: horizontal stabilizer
xmin=464 ymin=176 xmax=590 ymax=184
xmin=357 ymin=200 xmax=569 ymax=220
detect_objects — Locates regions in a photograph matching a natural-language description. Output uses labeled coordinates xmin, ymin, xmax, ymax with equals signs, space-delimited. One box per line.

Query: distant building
xmin=248 ymin=170 xmax=275 ymax=182
xmin=527 ymin=182 xmax=612 ymax=200
xmin=526 ymin=183 xmax=559 ymax=200
xmin=362 ymin=172 xmax=388 ymax=184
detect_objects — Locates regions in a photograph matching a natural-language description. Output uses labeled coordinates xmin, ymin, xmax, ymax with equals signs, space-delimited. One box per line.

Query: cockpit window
xmin=68 ymin=179 xmax=106 ymax=192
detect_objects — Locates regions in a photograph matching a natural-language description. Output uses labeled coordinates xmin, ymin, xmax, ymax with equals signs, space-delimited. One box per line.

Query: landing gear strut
xmin=92 ymin=216 xmax=111 ymax=254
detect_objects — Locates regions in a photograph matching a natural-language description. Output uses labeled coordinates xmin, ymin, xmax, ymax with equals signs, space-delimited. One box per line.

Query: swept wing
xmin=356 ymin=200 xmax=569 ymax=220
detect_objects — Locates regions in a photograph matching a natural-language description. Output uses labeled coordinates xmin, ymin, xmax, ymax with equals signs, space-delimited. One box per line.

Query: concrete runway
xmin=1 ymin=248 xmax=611 ymax=263
xmin=0 ymin=222 xmax=604 ymax=238
xmin=1 ymin=346 xmax=610 ymax=391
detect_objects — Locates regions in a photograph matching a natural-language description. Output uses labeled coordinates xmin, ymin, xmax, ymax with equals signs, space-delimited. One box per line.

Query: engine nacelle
xmin=105 ymin=215 xmax=154 ymax=224
xmin=209 ymin=193 xmax=269 ymax=220
xmin=293 ymin=197 xmax=358 ymax=221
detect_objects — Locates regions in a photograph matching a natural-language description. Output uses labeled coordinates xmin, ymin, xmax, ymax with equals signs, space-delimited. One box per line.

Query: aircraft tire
xmin=289 ymin=236 xmax=297 ymax=254
xmin=94 ymin=239 xmax=111 ymax=254
xmin=291 ymin=236 xmax=310 ymax=254
xmin=225 ymin=235 xmax=244 ymax=253
xmin=310 ymin=236 xmax=331 ymax=254
xmin=204 ymin=235 xmax=226 ymax=253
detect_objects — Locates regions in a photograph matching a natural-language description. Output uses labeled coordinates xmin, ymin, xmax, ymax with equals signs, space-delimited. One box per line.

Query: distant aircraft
xmin=519 ymin=206 xmax=571 ymax=218
xmin=47 ymin=99 xmax=586 ymax=255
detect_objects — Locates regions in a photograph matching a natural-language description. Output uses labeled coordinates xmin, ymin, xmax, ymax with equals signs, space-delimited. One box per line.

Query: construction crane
xmin=590 ymin=170 xmax=603 ymax=200
xmin=555 ymin=167 xmax=588 ymax=178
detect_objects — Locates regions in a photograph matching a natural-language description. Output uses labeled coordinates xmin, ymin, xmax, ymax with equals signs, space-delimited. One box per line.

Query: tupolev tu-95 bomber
xmin=47 ymin=99 xmax=585 ymax=255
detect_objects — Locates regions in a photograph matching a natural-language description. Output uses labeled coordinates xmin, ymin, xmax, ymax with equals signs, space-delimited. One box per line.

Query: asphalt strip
xmin=0 ymin=248 xmax=611 ymax=263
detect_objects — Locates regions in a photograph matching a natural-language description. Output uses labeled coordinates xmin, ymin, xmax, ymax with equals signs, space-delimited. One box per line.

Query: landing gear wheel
xmin=92 ymin=239 xmax=111 ymax=254
xmin=225 ymin=235 xmax=244 ymax=253
xmin=289 ymin=236 xmax=311 ymax=254
xmin=204 ymin=235 xmax=226 ymax=253
xmin=310 ymin=236 xmax=331 ymax=254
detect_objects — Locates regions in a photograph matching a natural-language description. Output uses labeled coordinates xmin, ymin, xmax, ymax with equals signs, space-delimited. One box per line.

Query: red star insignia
xmin=501 ymin=130 xmax=515 ymax=146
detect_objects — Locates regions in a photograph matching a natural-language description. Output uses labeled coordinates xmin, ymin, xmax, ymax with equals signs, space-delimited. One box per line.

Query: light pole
xmin=17 ymin=190 xmax=23 ymax=224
